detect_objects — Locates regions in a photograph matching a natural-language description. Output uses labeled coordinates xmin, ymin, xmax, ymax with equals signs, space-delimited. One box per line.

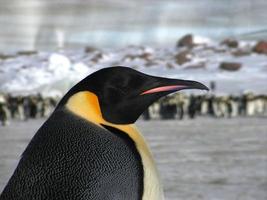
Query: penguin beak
xmin=141 ymin=79 xmax=209 ymax=95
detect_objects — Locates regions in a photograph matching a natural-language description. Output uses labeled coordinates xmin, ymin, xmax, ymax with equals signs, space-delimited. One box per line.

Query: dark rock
xmin=85 ymin=46 xmax=98 ymax=53
xmin=145 ymin=61 xmax=159 ymax=67
xmin=91 ymin=52 xmax=104 ymax=63
xmin=221 ymin=39 xmax=238 ymax=48
xmin=213 ymin=48 xmax=227 ymax=53
xmin=17 ymin=50 xmax=38 ymax=56
xmin=139 ymin=52 xmax=153 ymax=61
xmin=0 ymin=54 xmax=15 ymax=60
xmin=232 ymin=49 xmax=251 ymax=57
xmin=21 ymin=65 xmax=29 ymax=69
xmin=219 ymin=62 xmax=242 ymax=71
xmin=177 ymin=34 xmax=193 ymax=48
xmin=184 ymin=62 xmax=206 ymax=70
xmin=202 ymin=46 xmax=227 ymax=53
xmin=124 ymin=52 xmax=153 ymax=62
xmin=174 ymin=50 xmax=191 ymax=65
xmin=253 ymin=41 xmax=267 ymax=54
xmin=166 ymin=62 xmax=175 ymax=69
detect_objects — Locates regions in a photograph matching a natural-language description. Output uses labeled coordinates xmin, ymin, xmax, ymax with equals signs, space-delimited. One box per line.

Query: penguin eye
xmin=105 ymin=87 xmax=125 ymax=104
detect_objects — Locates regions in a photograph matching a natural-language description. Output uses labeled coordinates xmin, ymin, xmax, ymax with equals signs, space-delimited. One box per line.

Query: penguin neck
xmin=65 ymin=91 xmax=151 ymax=152
xmin=65 ymin=91 xmax=164 ymax=200
xmin=65 ymin=91 xmax=134 ymax=131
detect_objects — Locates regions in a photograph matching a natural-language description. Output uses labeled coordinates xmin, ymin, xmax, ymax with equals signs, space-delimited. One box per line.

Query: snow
xmin=193 ymin=35 xmax=213 ymax=45
xmin=0 ymin=37 xmax=266 ymax=96
xmin=48 ymin=53 xmax=71 ymax=74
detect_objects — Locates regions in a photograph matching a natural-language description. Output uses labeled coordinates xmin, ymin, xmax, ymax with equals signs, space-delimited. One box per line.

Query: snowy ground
xmin=0 ymin=117 xmax=266 ymax=200
xmin=0 ymin=37 xmax=267 ymax=96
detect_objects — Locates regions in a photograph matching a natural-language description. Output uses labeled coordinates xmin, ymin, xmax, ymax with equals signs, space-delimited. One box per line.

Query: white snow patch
xmin=193 ymin=35 xmax=213 ymax=45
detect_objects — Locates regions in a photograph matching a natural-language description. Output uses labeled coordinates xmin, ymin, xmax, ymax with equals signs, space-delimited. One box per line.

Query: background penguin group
xmin=0 ymin=66 xmax=208 ymax=200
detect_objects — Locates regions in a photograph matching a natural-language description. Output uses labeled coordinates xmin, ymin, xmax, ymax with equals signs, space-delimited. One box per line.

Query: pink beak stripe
xmin=141 ymin=85 xmax=187 ymax=95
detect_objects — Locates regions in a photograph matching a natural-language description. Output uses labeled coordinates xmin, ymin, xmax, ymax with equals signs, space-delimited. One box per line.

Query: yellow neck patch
xmin=65 ymin=91 xmax=164 ymax=200
xmin=65 ymin=91 xmax=134 ymax=133
xmin=66 ymin=91 xmax=105 ymax=125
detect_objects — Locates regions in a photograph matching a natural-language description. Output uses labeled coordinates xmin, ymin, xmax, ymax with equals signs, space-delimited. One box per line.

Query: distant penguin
xmin=0 ymin=66 xmax=208 ymax=200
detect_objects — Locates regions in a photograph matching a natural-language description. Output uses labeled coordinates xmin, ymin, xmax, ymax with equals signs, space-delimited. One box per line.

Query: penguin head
xmin=60 ymin=66 xmax=208 ymax=124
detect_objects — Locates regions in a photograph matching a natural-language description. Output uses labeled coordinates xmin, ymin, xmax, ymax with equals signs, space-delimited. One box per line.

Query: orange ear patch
xmin=66 ymin=91 xmax=104 ymax=125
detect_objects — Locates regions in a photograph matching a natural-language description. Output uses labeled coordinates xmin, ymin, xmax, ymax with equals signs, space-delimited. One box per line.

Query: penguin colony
xmin=0 ymin=67 xmax=208 ymax=200
xmin=1 ymin=92 xmax=266 ymax=126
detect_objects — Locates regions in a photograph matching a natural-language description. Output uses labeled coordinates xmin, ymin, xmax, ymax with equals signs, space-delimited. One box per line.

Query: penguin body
xmin=0 ymin=67 xmax=208 ymax=200
xmin=1 ymin=108 xmax=143 ymax=200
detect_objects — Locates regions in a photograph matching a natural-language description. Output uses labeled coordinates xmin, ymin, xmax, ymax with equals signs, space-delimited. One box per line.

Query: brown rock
xmin=85 ymin=46 xmax=98 ymax=53
xmin=219 ymin=62 xmax=242 ymax=71
xmin=177 ymin=34 xmax=193 ymax=48
xmin=221 ymin=39 xmax=238 ymax=48
xmin=174 ymin=50 xmax=191 ymax=65
xmin=253 ymin=41 xmax=267 ymax=54
xmin=184 ymin=62 xmax=206 ymax=70
xmin=139 ymin=52 xmax=153 ymax=61
xmin=124 ymin=52 xmax=153 ymax=62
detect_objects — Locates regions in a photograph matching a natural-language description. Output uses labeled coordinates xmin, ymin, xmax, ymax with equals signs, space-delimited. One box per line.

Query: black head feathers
xmin=58 ymin=66 xmax=208 ymax=124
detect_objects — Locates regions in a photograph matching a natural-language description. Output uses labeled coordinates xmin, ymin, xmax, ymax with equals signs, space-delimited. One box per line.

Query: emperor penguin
xmin=0 ymin=66 xmax=208 ymax=200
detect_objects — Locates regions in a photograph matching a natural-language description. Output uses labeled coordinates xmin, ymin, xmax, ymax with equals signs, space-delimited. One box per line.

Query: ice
xmin=1 ymin=118 xmax=267 ymax=200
